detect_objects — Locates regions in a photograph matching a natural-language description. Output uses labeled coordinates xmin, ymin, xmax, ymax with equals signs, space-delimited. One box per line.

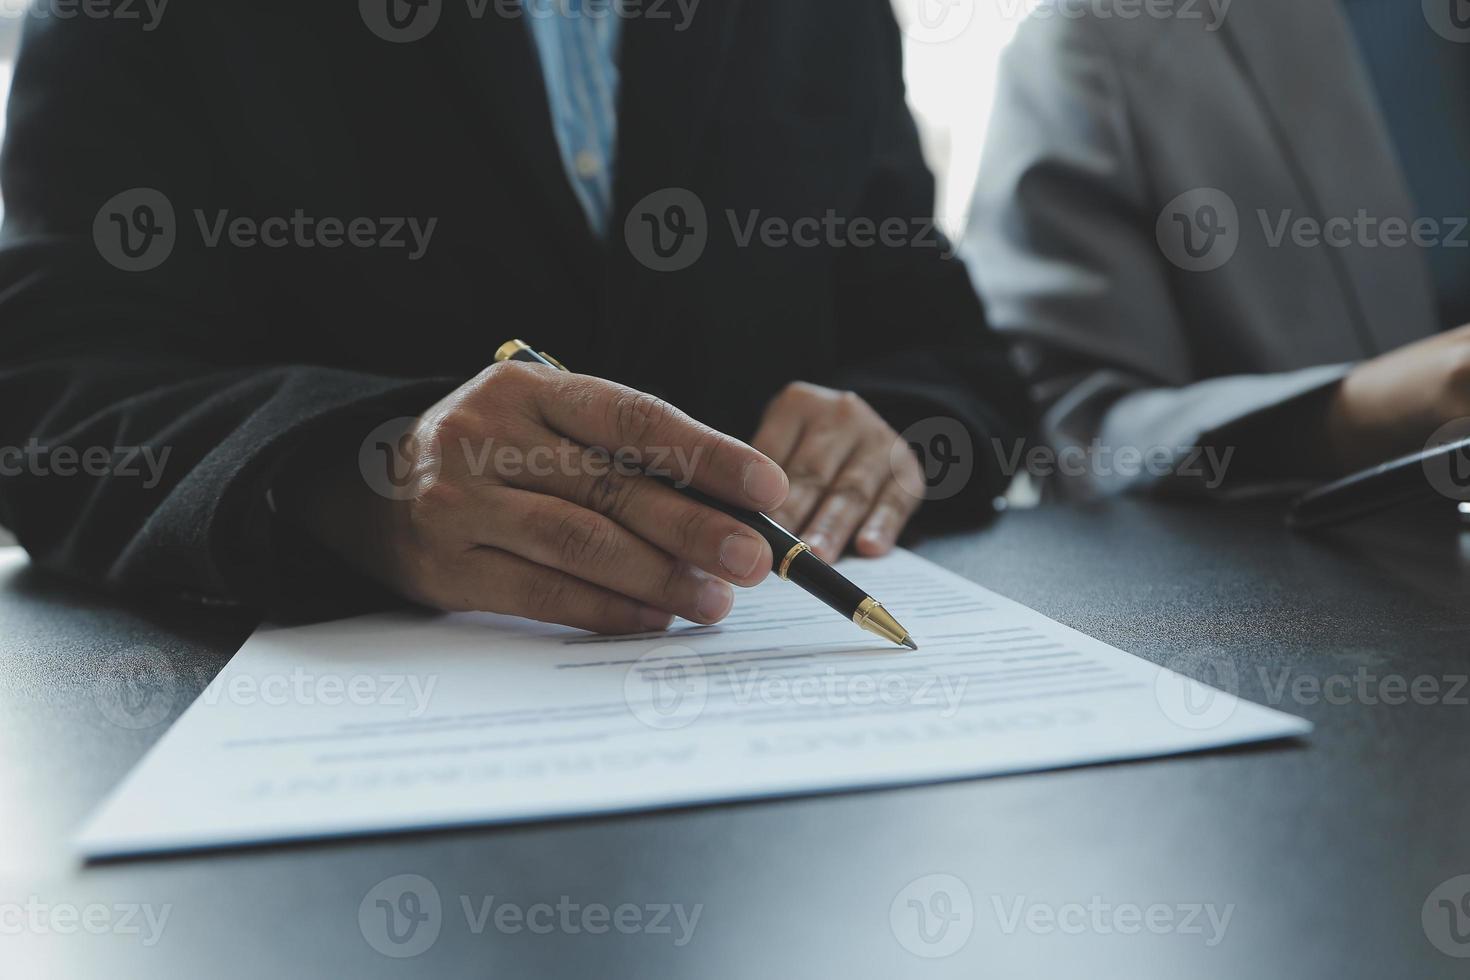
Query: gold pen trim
xmin=495 ymin=338 xmax=569 ymax=373
xmin=854 ymin=597 xmax=916 ymax=650
xmin=495 ymin=339 xmax=532 ymax=363
xmin=777 ymin=542 xmax=810 ymax=580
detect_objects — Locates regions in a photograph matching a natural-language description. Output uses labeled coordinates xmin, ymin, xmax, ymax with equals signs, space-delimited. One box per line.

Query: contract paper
xmin=78 ymin=550 xmax=1309 ymax=857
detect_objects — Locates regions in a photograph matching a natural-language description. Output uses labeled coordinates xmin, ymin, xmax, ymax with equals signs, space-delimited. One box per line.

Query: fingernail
xmin=719 ymin=532 xmax=764 ymax=578
xmin=695 ymin=577 xmax=734 ymax=622
xmin=638 ymin=606 xmax=674 ymax=632
xmin=742 ymin=460 xmax=787 ymax=508
xmin=807 ymin=532 xmax=830 ymax=557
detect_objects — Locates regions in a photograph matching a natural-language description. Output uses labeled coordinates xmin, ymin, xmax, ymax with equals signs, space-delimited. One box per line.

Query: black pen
xmin=495 ymin=339 xmax=918 ymax=650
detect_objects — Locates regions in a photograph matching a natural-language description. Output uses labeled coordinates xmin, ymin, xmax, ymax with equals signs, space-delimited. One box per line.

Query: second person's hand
xmin=751 ymin=382 xmax=924 ymax=562
xmin=1325 ymin=323 xmax=1470 ymax=473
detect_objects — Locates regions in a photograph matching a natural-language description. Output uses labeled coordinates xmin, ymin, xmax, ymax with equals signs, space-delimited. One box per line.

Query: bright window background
xmin=0 ymin=19 xmax=16 ymax=151
xmin=893 ymin=0 xmax=1024 ymax=237
xmin=0 ymin=17 xmax=16 ymax=222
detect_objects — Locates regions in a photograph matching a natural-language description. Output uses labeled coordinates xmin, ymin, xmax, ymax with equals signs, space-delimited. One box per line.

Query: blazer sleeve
xmin=827 ymin=0 xmax=1032 ymax=521
xmin=0 ymin=17 xmax=455 ymax=617
xmin=961 ymin=13 xmax=1350 ymax=497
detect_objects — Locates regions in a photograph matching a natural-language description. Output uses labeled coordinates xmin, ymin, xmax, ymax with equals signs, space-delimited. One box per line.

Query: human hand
xmin=284 ymin=361 xmax=790 ymax=634
xmin=1326 ymin=323 xmax=1470 ymax=472
xmin=751 ymin=382 xmax=922 ymax=562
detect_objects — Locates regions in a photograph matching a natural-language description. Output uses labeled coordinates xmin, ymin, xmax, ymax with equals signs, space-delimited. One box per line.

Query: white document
xmin=78 ymin=550 xmax=1309 ymax=857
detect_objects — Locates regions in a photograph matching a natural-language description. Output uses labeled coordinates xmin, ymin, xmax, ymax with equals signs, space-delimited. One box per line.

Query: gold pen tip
xmin=854 ymin=599 xmax=916 ymax=650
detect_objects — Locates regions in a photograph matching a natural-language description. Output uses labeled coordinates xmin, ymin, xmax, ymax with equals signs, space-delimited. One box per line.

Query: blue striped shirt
xmin=525 ymin=1 xmax=623 ymax=238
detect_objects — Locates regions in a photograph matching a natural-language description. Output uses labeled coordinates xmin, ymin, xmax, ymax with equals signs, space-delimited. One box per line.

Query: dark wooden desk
xmin=2 ymin=498 xmax=1466 ymax=978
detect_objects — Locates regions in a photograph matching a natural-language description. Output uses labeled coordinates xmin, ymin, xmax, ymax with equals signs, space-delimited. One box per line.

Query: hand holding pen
xmin=496 ymin=341 xmax=915 ymax=648
xmin=279 ymin=342 xmax=914 ymax=647
xmin=281 ymin=354 xmax=789 ymax=634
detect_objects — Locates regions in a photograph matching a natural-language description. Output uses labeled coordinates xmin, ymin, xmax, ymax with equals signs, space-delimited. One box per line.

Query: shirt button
xmin=575 ymin=150 xmax=602 ymax=178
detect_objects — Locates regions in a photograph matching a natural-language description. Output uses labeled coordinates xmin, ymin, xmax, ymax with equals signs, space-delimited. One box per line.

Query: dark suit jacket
xmin=0 ymin=0 xmax=1027 ymax=617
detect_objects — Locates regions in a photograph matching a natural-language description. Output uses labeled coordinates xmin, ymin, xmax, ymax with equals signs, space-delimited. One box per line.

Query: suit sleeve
xmin=0 ymin=17 xmax=454 ymax=617
xmin=961 ymin=13 xmax=1350 ymax=498
xmin=827 ymin=0 xmax=1032 ymax=521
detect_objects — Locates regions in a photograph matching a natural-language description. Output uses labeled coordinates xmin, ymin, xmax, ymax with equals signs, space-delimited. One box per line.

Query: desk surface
xmin=2 ymin=498 xmax=1467 ymax=979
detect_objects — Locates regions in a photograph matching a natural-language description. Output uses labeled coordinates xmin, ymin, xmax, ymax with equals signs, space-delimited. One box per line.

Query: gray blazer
xmin=962 ymin=0 xmax=1443 ymax=496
